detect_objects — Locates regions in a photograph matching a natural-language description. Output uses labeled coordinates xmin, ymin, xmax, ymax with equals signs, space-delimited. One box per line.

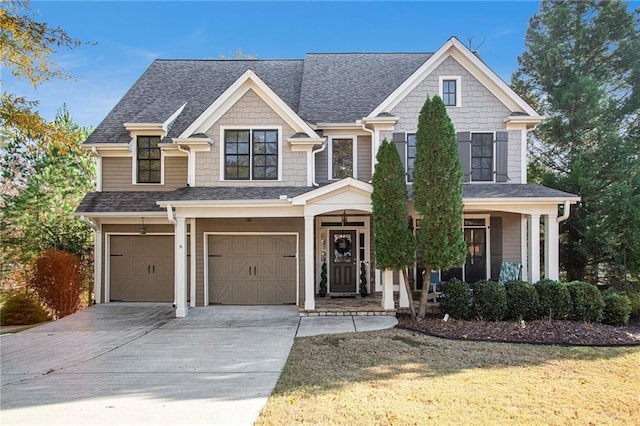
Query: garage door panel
xmin=209 ymin=235 xmax=296 ymax=305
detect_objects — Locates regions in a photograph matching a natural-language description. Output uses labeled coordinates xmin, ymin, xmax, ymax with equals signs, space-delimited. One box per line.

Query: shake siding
xmin=101 ymin=156 xmax=187 ymax=191
xmin=195 ymin=89 xmax=308 ymax=187
xmin=390 ymin=56 xmax=524 ymax=184
xmin=195 ymin=218 xmax=305 ymax=306
xmin=357 ymin=135 xmax=372 ymax=182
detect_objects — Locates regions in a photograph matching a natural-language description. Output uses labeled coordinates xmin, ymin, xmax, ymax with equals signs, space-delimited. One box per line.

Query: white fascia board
xmin=123 ymin=123 xmax=165 ymax=134
xmin=162 ymin=102 xmax=187 ymax=132
xmin=172 ymin=138 xmax=212 ymax=151
xmin=175 ymin=205 xmax=305 ymax=219
xmin=316 ymin=123 xmax=366 ymax=130
xmin=73 ymin=211 xmax=167 ymax=218
xmin=463 ymin=197 xmax=581 ymax=215
xmin=291 ymin=177 xmax=373 ymax=205
xmin=179 ymin=69 xmax=320 ymax=140
xmin=287 ymin=136 xmax=325 ymax=151
xmin=361 ymin=116 xmax=399 ymax=127
xmin=369 ymin=37 xmax=540 ymax=118
xmin=504 ymin=115 xmax=545 ymax=129
xmin=156 ymin=199 xmax=292 ymax=208
xmin=82 ymin=143 xmax=130 ymax=151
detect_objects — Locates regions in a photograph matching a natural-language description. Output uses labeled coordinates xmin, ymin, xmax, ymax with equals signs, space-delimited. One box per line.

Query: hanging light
xmin=140 ymin=217 xmax=147 ymax=235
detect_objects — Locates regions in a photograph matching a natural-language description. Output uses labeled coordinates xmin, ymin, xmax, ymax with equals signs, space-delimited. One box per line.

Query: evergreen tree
xmin=371 ymin=139 xmax=416 ymax=318
xmin=413 ymin=96 xmax=467 ymax=319
xmin=512 ymin=0 xmax=640 ymax=284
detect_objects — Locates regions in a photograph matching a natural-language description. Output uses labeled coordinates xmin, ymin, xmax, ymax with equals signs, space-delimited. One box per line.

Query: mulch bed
xmin=398 ymin=315 xmax=640 ymax=346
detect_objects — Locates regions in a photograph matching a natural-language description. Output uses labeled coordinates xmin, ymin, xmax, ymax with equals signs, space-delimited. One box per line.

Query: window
xmin=471 ymin=133 xmax=494 ymax=181
xmin=331 ymin=138 xmax=353 ymax=179
xmin=441 ymin=216 xmax=490 ymax=283
xmin=407 ymin=133 xmax=416 ymax=182
xmin=137 ymin=136 xmax=161 ymax=183
xmin=440 ymin=76 xmax=461 ymax=107
xmin=224 ymin=129 xmax=278 ymax=180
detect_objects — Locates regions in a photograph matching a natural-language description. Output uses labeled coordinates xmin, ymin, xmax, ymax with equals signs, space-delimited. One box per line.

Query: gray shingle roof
xmin=86 ymin=60 xmax=304 ymax=145
xmin=84 ymin=53 xmax=433 ymax=144
xmin=462 ymin=183 xmax=578 ymax=199
xmin=298 ymin=53 xmax=431 ymax=123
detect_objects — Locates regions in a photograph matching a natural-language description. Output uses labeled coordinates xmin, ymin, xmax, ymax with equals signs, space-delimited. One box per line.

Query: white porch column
xmin=382 ymin=269 xmax=395 ymax=310
xmin=304 ymin=215 xmax=316 ymax=311
xmin=520 ymin=216 xmax=528 ymax=283
xmin=93 ymin=223 xmax=102 ymax=304
xmin=398 ymin=270 xmax=409 ymax=308
xmin=175 ymin=217 xmax=188 ymax=317
xmin=190 ymin=218 xmax=197 ymax=307
xmin=545 ymin=213 xmax=559 ymax=280
xmin=528 ymin=214 xmax=541 ymax=283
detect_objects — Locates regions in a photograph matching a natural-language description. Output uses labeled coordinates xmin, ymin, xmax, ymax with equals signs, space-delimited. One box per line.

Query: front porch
xmin=299 ymin=293 xmax=441 ymax=317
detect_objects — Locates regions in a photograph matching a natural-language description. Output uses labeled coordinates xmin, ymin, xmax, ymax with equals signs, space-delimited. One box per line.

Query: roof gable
xmin=369 ymin=37 xmax=539 ymax=118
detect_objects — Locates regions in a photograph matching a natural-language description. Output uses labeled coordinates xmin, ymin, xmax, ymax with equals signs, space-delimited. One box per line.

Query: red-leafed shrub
xmin=29 ymin=249 xmax=87 ymax=318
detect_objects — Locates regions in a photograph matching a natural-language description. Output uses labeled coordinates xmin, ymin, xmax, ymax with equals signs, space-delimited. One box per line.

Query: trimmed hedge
xmin=504 ymin=280 xmax=539 ymax=320
xmin=0 ymin=292 xmax=51 ymax=326
xmin=440 ymin=279 xmax=472 ymax=320
xmin=602 ymin=288 xmax=632 ymax=326
xmin=535 ymin=279 xmax=572 ymax=320
xmin=566 ymin=281 xmax=605 ymax=322
xmin=473 ymin=280 xmax=507 ymax=321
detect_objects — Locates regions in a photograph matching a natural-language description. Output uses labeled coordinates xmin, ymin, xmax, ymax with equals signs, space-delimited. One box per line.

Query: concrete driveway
xmin=1 ymin=303 xmax=300 ymax=426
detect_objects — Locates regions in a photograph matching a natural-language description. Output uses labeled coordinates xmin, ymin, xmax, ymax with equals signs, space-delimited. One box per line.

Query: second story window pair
xmin=224 ymin=129 xmax=278 ymax=180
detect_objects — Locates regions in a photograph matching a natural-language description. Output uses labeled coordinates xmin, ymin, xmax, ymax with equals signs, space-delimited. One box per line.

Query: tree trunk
xmin=417 ymin=282 xmax=430 ymax=320
xmin=402 ymin=269 xmax=416 ymax=319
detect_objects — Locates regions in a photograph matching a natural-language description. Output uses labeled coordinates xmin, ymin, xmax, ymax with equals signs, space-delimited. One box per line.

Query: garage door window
xmin=224 ymin=129 xmax=278 ymax=180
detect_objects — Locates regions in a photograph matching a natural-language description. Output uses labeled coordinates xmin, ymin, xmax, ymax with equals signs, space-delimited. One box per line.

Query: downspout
xmin=91 ymin=147 xmax=102 ymax=192
xmin=360 ymin=121 xmax=375 ymax=183
xmin=557 ymin=200 xmax=571 ymax=223
xmin=311 ymin=137 xmax=328 ymax=187
xmin=166 ymin=204 xmax=177 ymax=225
xmin=80 ymin=215 xmax=98 ymax=231
xmin=176 ymin=145 xmax=192 ymax=186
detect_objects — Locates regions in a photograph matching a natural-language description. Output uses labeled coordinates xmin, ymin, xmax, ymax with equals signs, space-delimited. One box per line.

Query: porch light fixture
xmin=140 ymin=217 xmax=147 ymax=235
xmin=341 ymin=210 xmax=347 ymax=227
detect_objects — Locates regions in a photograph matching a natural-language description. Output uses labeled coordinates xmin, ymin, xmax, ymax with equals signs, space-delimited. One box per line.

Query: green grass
xmin=256 ymin=329 xmax=640 ymax=425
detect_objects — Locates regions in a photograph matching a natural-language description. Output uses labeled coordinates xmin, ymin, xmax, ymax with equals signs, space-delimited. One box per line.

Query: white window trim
xmin=131 ymin=136 xmax=165 ymax=186
xmin=328 ymin=135 xmax=357 ymax=181
xmin=439 ymin=75 xmax=462 ymax=107
xmin=470 ymin=131 xmax=496 ymax=183
xmin=219 ymin=125 xmax=283 ymax=181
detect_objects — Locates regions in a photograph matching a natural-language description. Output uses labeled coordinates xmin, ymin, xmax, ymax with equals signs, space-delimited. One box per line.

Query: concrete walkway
xmin=0 ymin=303 xmax=396 ymax=426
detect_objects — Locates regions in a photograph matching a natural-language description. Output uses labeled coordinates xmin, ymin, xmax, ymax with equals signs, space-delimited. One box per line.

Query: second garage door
xmin=208 ymin=234 xmax=297 ymax=305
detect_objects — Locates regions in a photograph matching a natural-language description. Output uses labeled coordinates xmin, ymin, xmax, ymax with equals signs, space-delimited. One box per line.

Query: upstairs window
xmin=440 ymin=76 xmax=461 ymax=107
xmin=407 ymin=133 xmax=416 ymax=182
xmin=224 ymin=129 xmax=278 ymax=180
xmin=137 ymin=136 xmax=161 ymax=183
xmin=471 ymin=133 xmax=494 ymax=182
xmin=331 ymin=138 xmax=354 ymax=179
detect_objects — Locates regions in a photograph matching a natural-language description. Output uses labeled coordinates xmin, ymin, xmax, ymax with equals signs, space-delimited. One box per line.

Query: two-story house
xmin=76 ymin=37 xmax=579 ymax=317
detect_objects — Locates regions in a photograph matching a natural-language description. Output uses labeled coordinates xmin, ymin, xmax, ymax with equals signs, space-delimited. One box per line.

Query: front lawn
xmin=256 ymin=329 xmax=640 ymax=425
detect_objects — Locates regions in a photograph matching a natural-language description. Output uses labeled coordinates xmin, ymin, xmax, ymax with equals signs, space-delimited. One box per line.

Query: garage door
xmin=110 ymin=235 xmax=174 ymax=302
xmin=208 ymin=235 xmax=297 ymax=305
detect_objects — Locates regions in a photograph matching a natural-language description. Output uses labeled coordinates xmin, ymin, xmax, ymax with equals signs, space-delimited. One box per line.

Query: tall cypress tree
xmin=371 ymin=138 xmax=416 ymax=318
xmin=413 ymin=96 xmax=467 ymax=319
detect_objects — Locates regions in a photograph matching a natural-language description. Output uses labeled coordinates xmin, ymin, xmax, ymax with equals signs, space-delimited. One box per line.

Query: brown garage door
xmin=208 ymin=235 xmax=297 ymax=305
xmin=110 ymin=235 xmax=174 ymax=302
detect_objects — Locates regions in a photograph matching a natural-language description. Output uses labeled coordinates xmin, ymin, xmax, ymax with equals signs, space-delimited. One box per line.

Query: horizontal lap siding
xmin=357 ymin=136 xmax=372 ymax=182
xmin=102 ymin=156 xmax=187 ymax=191
xmin=195 ymin=218 xmax=305 ymax=306
xmin=500 ymin=212 xmax=522 ymax=263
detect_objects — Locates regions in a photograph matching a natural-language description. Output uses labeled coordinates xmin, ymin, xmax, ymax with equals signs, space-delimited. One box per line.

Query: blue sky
xmin=7 ymin=1 xmax=548 ymax=128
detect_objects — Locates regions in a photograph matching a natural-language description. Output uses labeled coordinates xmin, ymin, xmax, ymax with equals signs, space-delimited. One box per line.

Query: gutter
xmin=311 ymin=137 xmax=328 ymax=187
xmin=79 ymin=215 xmax=98 ymax=231
xmin=557 ymin=200 xmax=571 ymax=223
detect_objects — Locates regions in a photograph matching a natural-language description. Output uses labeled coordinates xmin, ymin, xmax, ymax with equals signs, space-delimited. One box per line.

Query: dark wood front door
xmin=330 ymin=230 xmax=357 ymax=293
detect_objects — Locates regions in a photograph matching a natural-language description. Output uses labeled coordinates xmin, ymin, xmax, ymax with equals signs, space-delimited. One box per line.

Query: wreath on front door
xmin=334 ymin=237 xmax=352 ymax=255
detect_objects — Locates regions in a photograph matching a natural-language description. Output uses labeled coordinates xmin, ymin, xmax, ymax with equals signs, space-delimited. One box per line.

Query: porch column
xmin=175 ymin=217 xmax=188 ymax=317
xmin=304 ymin=215 xmax=315 ymax=311
xmin=528 ymin=214 xmax=541 ymax=283
xmin=545 ymin=213 xmax=559 ymax=280
xmin=93 ymin=222 xmax=102 ymax=304
xmin=520 ymin=216 xmax=528 ymax=283
xmin=398 ymin=270 xmax=409 ymax=308
xmin=190 ymin=218 xmax=197 ymax=307
xmin=382 ymin=270 xmax=395 ymax=310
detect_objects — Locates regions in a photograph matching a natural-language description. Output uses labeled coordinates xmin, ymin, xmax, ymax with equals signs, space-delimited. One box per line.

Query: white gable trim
xmin=291 ymin=177 xmax=372 ymax=205
xmin=179 ymin=69 xmax=319 ymax=139
xmin=368 ymin=37 xmax=540 ymax=118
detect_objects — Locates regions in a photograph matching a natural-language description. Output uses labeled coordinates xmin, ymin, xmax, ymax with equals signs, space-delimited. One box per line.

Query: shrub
xmin=0 ymin=292 xmax=51 ymax=326
xmin=534 ymin=279 xmax=571 ymax=320
xmin=440 ymin=278 xmax=472 ymax=320
xmin=625 ymin=288 xmax=640 ymax=319
xmin=29 ymin=249 xmax=87 ymax=318
xmin=473 ymin=280 xmax=507 ymax=321
xmin=504 ymin=280 xmax=540 ymax=320
xmin=566 ymin=281 xmax=605 ymax=322
xmin=602 ymin=288 xmax=632 ymax=326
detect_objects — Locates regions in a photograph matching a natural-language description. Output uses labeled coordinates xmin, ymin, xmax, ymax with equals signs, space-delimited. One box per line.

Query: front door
xmin=330 ymin=230 xmax=357 ymax=293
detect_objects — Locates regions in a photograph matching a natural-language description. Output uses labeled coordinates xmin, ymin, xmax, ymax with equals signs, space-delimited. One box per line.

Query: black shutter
xmin=490 ymin=216 xmax=503 ymax=280
xmin=457 ymin=131 xmax=471 ymax=183
xmin=392 ymin=132 xmax=407 ymax=173
xmin=495 ymin=131 xmax=509 ymax=182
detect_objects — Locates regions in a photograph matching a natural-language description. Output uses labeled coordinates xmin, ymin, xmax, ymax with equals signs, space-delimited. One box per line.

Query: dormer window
xmin=440 ymin=76 xmax=461 ymax=107
xmin=137 ymin=136 xmax=161 ymax=183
